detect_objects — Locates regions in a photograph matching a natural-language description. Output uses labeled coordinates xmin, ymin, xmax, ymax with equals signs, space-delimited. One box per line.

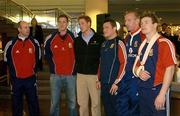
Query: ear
xmin=154 ymin=23 xmax=158 ymax=29
xmin=18 ymin=27 xmax=21 ymax=32
xmin=87 ymin=22 xmax=91 ymax=27
xmin=136 ymin=18 xmax=140 ymax=25
xmin=114 ymin=26 xmax=117 ymax=31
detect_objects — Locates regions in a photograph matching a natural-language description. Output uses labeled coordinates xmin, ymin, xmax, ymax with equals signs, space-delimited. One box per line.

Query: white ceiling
xmin=13 ymin=0 xmax=85 ymax=13
xmin=12 ymin=0 xmax=180 ymax=24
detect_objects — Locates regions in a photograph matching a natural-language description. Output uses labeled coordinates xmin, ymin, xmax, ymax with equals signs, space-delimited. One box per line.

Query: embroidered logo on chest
xmin=134 ymin=41 xmax=138 ymax=47
xmin=54 ymin=45 xmax=58 ymax=48
xmin=129 ymin=48 xmax=133 ymax=54
xmin=68 ymin=43 xmax=72 ymax=48
xmin=110 ymin=43 xmax=114 ymax=48
xmin=29 ymin=48 xmax=33 ymax=54
xmin=16 ymin=50 xmax=20 ymax=54
xmin=149 ymin=49 xmax=153 ymax=56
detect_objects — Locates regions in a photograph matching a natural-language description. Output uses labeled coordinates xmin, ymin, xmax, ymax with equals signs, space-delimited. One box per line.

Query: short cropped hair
xmin=17 ymin=21 xmax=24 ymax=28
xmin=140 ymin=11 xmax=159 ymax=24
xmin=57 ymin=14 xmax=69 ymax=22
xmin=103 ymin=18 xmax=117 ymax=28
xmin=125 ymin=10 xmax=140 ymax=19
xmin=78 ymin=15 xmax=91 ymax=25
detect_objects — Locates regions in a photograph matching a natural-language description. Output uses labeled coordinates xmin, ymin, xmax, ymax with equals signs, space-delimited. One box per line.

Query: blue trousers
xmin=139 ymin=85 xmax=168 ymax=116
xmin=50 ymin=74 xmax=77 ymax=116
xmin=126 ymin=72 xmax=140 ymax=116
xmin=11 ymin=75 xmax=39 ymax=116
xmin=101 ymin=80 xmax=129 ymax=116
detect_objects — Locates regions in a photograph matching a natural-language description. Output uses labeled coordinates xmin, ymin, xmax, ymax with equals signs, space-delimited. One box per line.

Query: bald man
xmin=4 ymin=21 xmax=41 ymax=116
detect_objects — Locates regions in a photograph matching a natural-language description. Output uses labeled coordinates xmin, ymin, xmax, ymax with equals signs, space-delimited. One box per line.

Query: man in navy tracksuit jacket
xmin=4 ymin=21 xmax=40 ymax=116
xmin=97 ymin=19 xmax=128 ymax=116
xmin=124 ymin=11 xmax=145 ymax=116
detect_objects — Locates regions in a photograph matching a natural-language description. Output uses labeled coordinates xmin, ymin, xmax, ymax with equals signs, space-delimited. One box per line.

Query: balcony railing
xmin=0 ymin=0 xmax=34 ymax=23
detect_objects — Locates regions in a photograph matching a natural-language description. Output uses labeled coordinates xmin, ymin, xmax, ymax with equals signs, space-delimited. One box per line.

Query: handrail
xmin=0 ymin=0 xmax=34 ymax=23
xmin=31 ymin=8 xmax=72 ymax=19
xmin=20 ymin=4 xmax=35 ymax=17
xmin=31 ymin=8 xmax=74 ymax=29
xmin=11 ymin=0 xmax=34 ymax=17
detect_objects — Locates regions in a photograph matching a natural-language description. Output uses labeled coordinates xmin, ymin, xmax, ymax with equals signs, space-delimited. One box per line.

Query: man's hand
xmin=96 ymin=81 xmax=101 ymax=89
xmin=154 ymin=93 xmax=166 ymax=110
xmin=110 ymin=84 xmax=118 ymax=95
xmin=139 ymin=70 xmax=151 ymax=81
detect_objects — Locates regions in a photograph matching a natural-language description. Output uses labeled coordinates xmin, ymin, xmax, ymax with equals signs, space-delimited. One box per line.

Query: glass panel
xmin=0 ymin=0 xmax=33 ymax=23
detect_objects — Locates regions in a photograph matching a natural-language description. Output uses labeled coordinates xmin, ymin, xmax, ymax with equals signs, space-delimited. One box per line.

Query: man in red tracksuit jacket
xmin=4 ymin=21 xmax=41 ymax=116
xmin=44 ymin=14 xmax=77 ymax=116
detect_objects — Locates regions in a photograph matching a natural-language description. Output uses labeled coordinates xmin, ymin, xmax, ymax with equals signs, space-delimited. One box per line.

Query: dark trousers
xmin=126 ymin=72 xmax=140 ymax=116
xmin=38 ymin=58 xmax=43 ymax=71
xmin=101 ymin=80 xmax=129 ymax=116
xmin=11 ymin=75 xmax=40 ymax=116
xmin=139 ymin=85 xmax=168 ymax=116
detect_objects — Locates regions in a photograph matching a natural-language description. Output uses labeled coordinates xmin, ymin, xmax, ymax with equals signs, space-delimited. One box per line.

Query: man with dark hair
xmin=4 ymin=21 xmax=40 ymax=116
xmin=124 ymin=10 xmax=145 ymax=116
xmin=74 ymin=15 xmax=104 ymax=116
xmin=57 ymin=14 xmax=69 ymax=22
xmin=96 ymin=18 xmax=128 ymax=116
xmin=133 ymin=11 xmax=176 ymax=116
xmin=44 ymin=14 xmax=77 ymax=116
xmin=160 ymin=23 xmax=168 ymax=37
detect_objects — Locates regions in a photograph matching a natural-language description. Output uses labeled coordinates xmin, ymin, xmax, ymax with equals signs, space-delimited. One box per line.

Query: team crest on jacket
xmin=129 ymin=48 xmax=133 ymax=54
xmin=134 ymin=41 xmax=138 ymax=47
xmin=110 ymin=43 xmax=114 ymax=48
xmin=54 ymin=45 xmax=58 ymax=48
xmin=29 ymin=48 xmax=33 ymax=54
xmin=16 ymin=50 xmax=20 ymax=54
xmin=68 ymin=43 xmax=72 ymax=48
xmin=91 ymin=41 xmax=98 ymax=45
xmin=149 ymin=49 xmax=153 ymax=56
xmin=102 ymin=43 xmax=105 ymax=48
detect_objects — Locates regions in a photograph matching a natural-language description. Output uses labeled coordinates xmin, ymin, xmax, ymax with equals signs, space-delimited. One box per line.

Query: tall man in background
xmin=124 ymin=11 xmax=145 ymax=116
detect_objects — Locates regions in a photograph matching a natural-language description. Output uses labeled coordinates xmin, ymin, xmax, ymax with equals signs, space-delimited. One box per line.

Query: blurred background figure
xmin=30 ymin=17 xmax=44 ymax=71
xmin=118 ymin=25 xmax=128 ymax=39
xmin=160 ymin=23 xmax=168 ymax=37
xmin=174 ymin=29 xmax=180 ymax=57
